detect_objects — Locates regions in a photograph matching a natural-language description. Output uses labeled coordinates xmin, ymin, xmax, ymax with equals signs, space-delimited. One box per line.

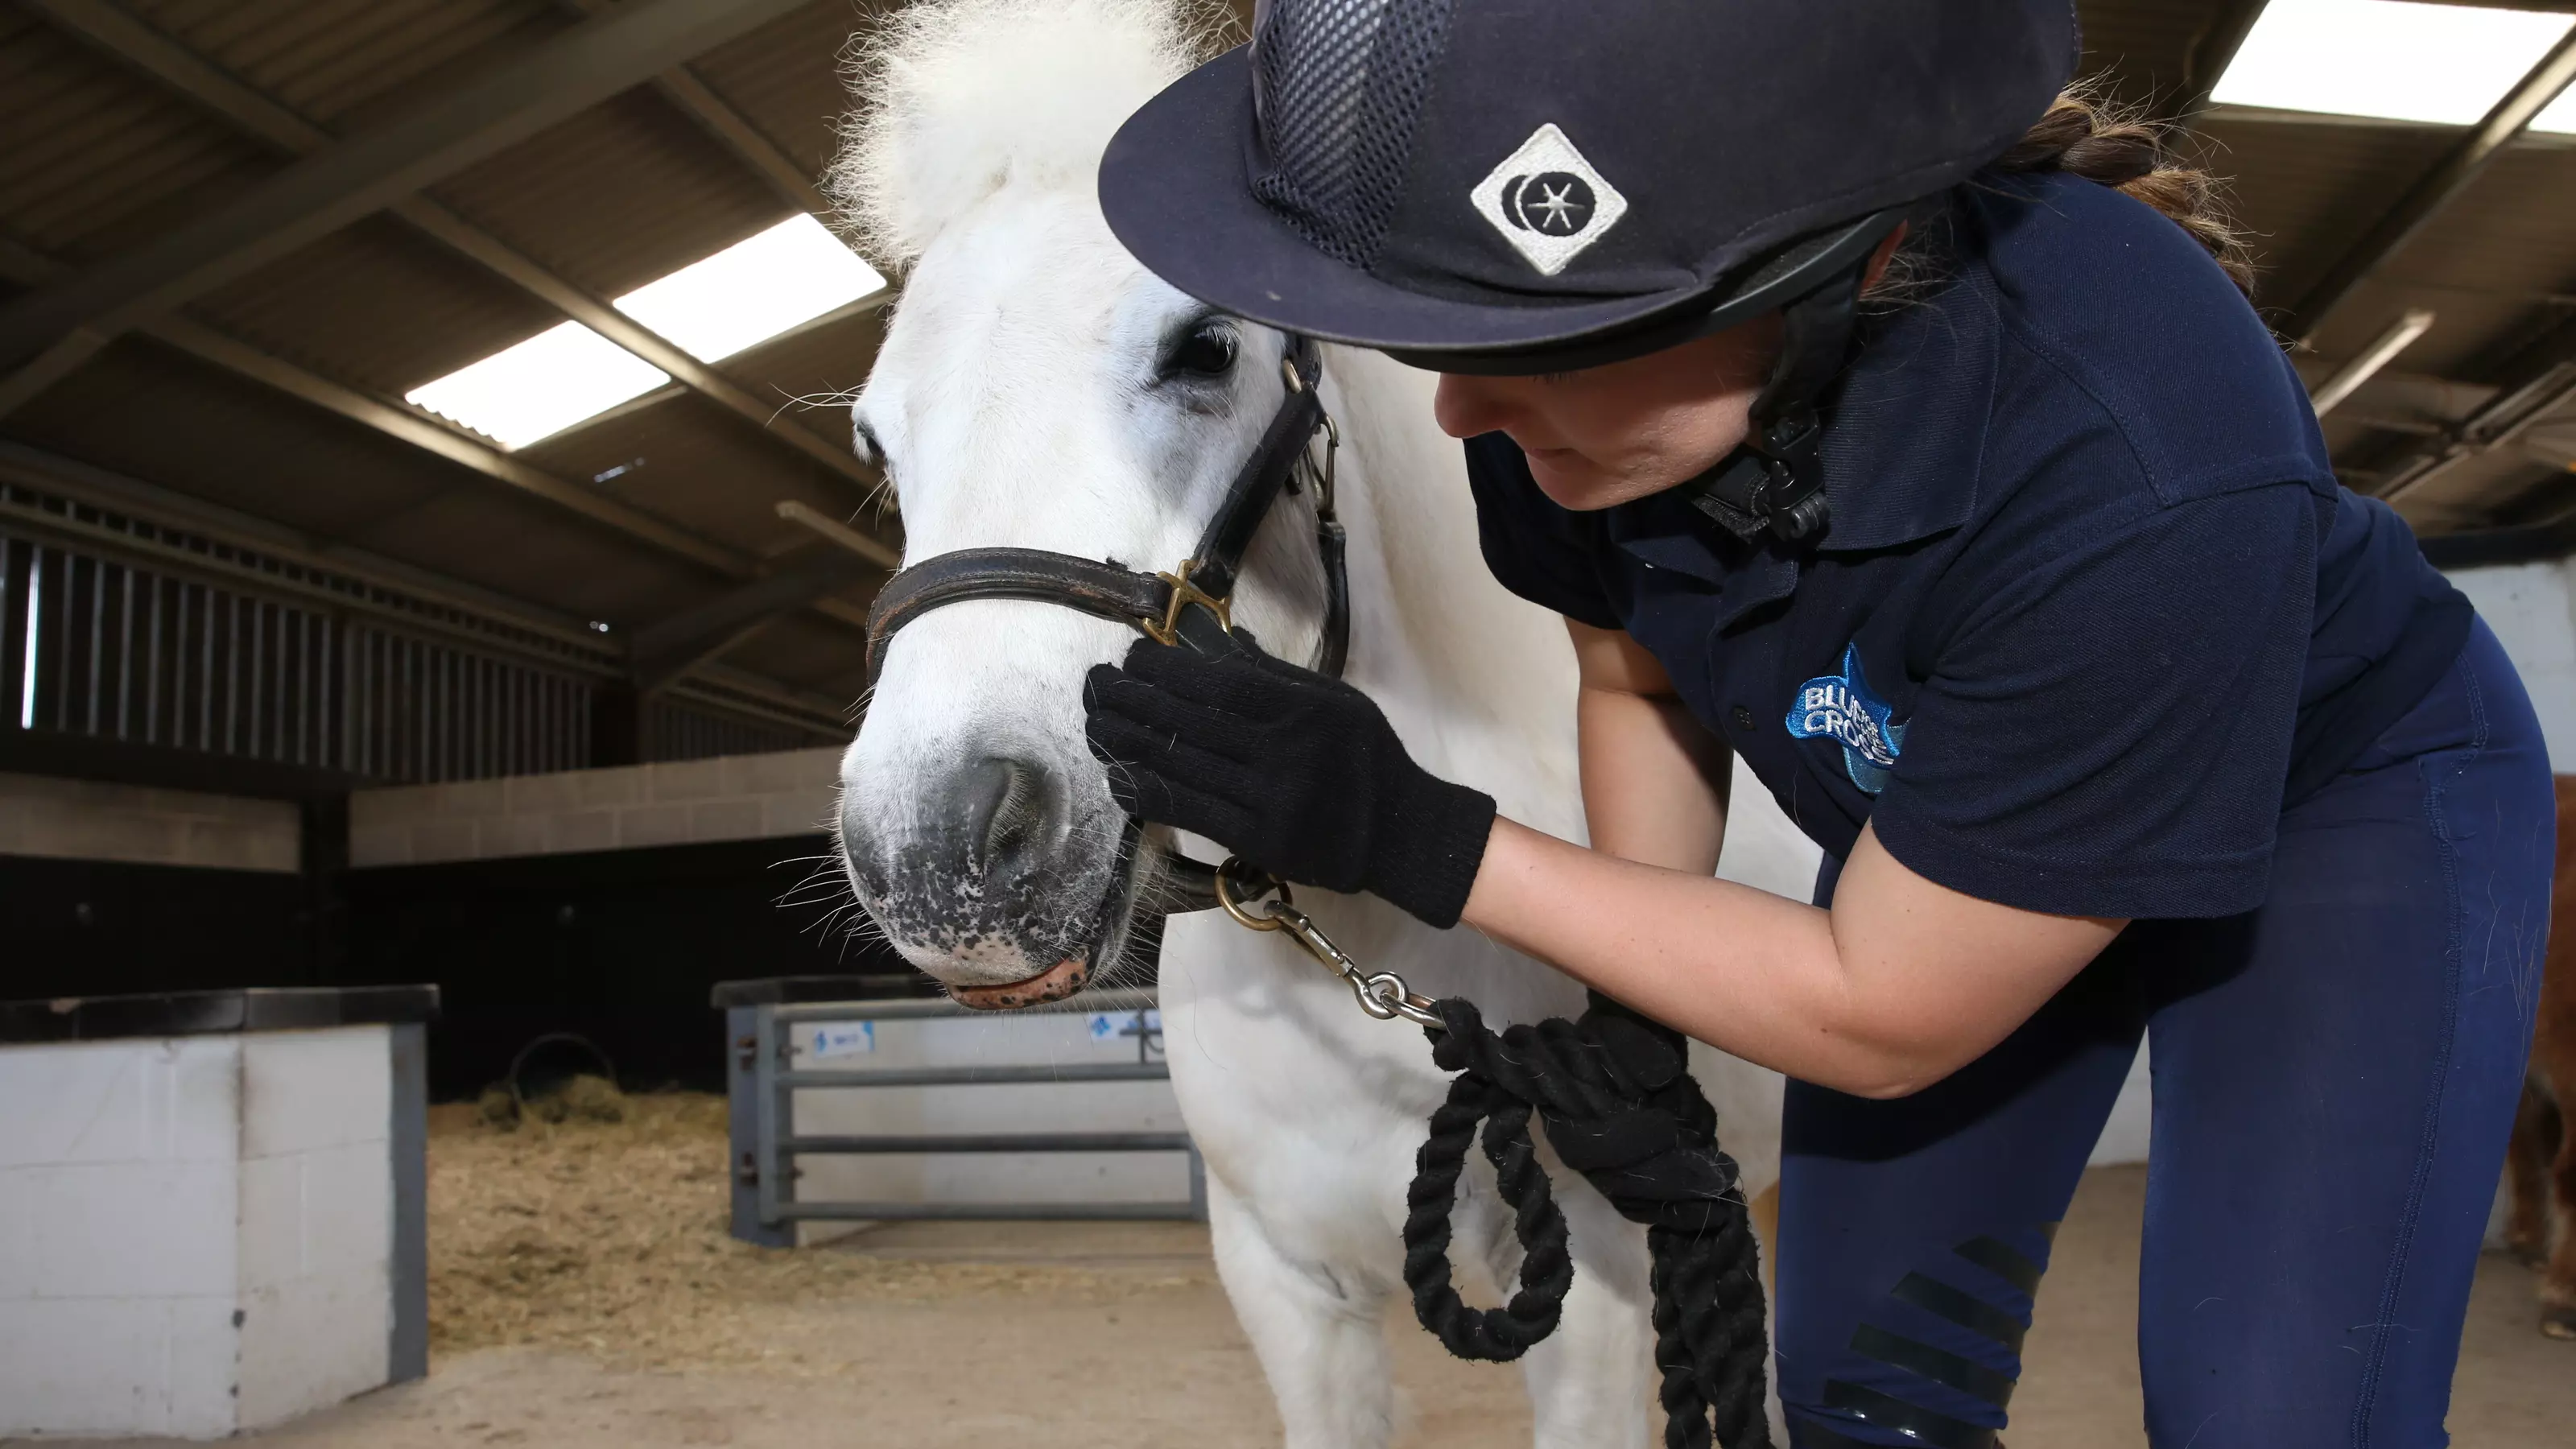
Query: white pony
xmin=830 ymin=3 xmax=1818 ymax=1443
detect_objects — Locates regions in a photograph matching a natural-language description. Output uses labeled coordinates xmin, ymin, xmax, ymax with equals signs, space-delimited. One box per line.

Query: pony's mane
xmin=830 ymin=0 xmax=1236 ymax=267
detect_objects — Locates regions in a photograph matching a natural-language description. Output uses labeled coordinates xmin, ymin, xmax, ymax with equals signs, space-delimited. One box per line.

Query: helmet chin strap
xmin=1678 ymin=248 xmax=1872 ymax=546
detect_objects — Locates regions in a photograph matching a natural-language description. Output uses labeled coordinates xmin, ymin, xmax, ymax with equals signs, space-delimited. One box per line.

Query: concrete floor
xmin=45 ymin=1166 xmax=2576 ymax=1447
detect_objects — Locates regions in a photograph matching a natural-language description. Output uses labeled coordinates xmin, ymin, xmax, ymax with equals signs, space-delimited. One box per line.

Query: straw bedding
xmin=426 ymin=1086 xmax=1154 ymax=1375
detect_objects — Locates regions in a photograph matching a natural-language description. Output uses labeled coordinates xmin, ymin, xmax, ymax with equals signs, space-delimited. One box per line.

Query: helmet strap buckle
xmin=1680 ymin=246 xmax=1876 ymax=547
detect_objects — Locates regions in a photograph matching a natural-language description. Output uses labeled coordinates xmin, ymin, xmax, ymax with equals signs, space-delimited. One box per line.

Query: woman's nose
xmin=1431 ymin=372 xmax=1516 ymax=440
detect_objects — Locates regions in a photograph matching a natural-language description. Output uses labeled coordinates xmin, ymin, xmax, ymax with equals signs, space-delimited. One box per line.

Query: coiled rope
xmin=1208 ymin=863 xmax=1772 ymax=1448
xmin=1402 ymin=994 xmax=1773 ymax=1449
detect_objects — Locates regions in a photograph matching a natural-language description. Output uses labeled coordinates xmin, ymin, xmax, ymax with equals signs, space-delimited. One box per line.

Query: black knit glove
xmin=1082 ymin=633 xmax=1496 ymax=929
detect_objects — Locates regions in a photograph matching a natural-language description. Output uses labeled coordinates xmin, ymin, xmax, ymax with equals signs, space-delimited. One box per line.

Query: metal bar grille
xmin=1 ymin=483 xmax=849 ymax=784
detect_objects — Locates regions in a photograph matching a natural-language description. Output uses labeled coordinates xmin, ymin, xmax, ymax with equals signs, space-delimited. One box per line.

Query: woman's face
xmin=1431 ymin=318 xmax=1782 ymax=512
xmin=1431 ymin=229 xmax=1902 ymax=512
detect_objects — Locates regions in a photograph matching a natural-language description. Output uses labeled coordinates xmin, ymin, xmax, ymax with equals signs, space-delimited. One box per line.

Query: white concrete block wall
xmin=0 ymin=1026 xmax=402 ymax=1439
xmin=0 ymin=773 xmax=299 ymax=873
xmin=349 ymin=747 xmax=840 ymax=868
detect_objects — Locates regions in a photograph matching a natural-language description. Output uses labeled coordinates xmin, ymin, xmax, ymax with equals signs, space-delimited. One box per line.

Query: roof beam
xmin=0 ymin=238 xmax=872 ymax=637
xmin=2178 ymin=0 xmax=2273 ymax=119
xmin=0 ymin=0 xmax=817 ymax=376
xmin=558 ymin=0 xmax=833 ymax=217
xmin=2278 ymin=27 xmax=2576 ymax=347
xmin=775 ymin=498 xmax=900 ymax=568
xmin=2377 ymin=357 xmax=2576 ymax=505
xmin=2309 ymin=308 xmax=2437 ymax=419
xmin=19 ymin=0 xmax=894 ymax=507
xmin=629 ymin=543 xmax=884 ymax=692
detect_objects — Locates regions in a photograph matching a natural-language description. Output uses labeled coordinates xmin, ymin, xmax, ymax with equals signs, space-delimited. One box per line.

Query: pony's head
xmin=831 ymin=0 xmax=1330 ymax=1006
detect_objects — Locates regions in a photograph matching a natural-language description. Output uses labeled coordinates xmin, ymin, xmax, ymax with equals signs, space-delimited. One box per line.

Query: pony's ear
xmin=828 ymin=0 xmax=1233 ymax=267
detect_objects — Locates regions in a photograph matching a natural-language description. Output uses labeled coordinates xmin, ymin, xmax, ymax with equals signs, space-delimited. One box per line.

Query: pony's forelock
xmin=829 ymin=0 xmax=1236 ymax=268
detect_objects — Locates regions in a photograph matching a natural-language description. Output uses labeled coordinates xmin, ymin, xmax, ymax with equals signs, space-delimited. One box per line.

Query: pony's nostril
xmin=947 ymin=755 xmax=1056 ymax=878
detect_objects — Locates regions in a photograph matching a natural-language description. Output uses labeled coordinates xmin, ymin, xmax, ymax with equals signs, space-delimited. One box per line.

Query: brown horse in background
xmin=2504 ymin=776 xmax=2576 ymax=1338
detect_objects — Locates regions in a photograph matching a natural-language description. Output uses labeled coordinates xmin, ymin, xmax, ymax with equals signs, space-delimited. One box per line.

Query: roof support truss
xmin=2280 ymin=27 xmax=2576 ymax=346
xmin=14 ymin=0 xmax=898 ymax=541
xmin=0 ymin=240 xmax=877 ymax=682
xmin=0 ymin=0 xmax=819 ymax=377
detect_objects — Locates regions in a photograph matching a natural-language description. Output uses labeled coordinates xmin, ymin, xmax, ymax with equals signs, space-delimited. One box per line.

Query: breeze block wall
xmin=348 ymin=747 xmax=840 ymax=868
xmin=0 ymin=1022 xmax=426 ymax=1439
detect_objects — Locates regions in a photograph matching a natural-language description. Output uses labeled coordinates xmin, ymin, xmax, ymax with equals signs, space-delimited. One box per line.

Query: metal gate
xmin=720 ymin=985 xmax=1205 ymax=1246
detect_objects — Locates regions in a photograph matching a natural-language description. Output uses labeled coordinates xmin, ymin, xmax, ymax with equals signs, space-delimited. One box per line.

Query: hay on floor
xmin=426 ymin=1088 xmax=1161 ymax=1375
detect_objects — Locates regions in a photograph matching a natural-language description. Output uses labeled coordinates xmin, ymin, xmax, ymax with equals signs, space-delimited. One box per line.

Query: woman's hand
xmin=1082 ymin=633 xmax=1496 ymax=928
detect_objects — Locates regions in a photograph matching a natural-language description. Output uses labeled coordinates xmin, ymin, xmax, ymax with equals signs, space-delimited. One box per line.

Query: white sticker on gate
xmin=808 ymin=1022 xmax=875 ymax=1058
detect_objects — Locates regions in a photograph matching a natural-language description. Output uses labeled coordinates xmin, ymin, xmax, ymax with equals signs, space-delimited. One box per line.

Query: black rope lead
xmin=1402 ymin=995 xmax=1773 ymax=1449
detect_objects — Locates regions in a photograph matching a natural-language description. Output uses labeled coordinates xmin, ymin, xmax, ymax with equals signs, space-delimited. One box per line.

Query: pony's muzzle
xmin=841 ymin=749 xmax=1118 ymax=993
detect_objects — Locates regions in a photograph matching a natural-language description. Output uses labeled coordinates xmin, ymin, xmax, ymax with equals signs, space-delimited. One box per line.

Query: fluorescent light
xmin=407 ymin=322 xmax=670 ymax=450
xmin=2214 ymin=0 xmax=2574 ymax=127
xmin=613 ymin=216 xmax=887 ymax=363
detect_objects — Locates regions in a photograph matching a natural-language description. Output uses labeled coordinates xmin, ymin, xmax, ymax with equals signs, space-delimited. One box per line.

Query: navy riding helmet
xmin=1098 ymin=0 xmax=2078 ymax=543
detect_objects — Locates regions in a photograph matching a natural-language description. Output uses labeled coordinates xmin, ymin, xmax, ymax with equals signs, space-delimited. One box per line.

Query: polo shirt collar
xmin=1601 ymin=262 xmax=2003 ymax=617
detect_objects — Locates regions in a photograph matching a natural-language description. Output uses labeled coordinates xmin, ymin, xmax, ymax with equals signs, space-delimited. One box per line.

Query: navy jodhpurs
xmin=1775 ymin=617 xmax=2554 ymax=1447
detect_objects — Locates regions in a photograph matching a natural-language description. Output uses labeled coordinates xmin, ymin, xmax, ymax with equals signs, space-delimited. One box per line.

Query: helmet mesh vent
xmin=1250 ymin=0 xmax=1456 ymax=270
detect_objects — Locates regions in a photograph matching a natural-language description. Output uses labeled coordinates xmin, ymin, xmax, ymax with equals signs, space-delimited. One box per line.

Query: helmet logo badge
xmin=1471 ymin=124 xmax=1628 ymax=276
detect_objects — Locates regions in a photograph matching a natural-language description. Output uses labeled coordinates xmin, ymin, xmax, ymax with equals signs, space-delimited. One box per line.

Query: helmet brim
xmin=1100 ymin=47 xmax=1906 ymax=375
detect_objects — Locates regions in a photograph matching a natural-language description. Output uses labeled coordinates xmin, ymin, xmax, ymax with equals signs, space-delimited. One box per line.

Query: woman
xmin=1084 ymin=2 xmax=2553 ymax=1443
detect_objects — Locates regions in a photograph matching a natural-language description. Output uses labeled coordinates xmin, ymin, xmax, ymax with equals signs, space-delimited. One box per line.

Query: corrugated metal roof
xmin=3 ymin=335 xmax=717 ymax=622
xmin=130 ymin=0 xmax=563 ymax=129
xmin=428 ymin=85 xmax=793 ymax=300
xmin=0 ymin=9 xmax=274 ymax=259
xmin=2076 ymin=0 xmax=2215 ymax=99
xmin=519 ymin=386 xmax=866 ymax=558
xmin=8 ymin=0 xmax=2576 ymax=726
xmin=187 ymin=213 xmax=560 ymax=397
xmin=687 ymin=1 xmax=881 ymax=186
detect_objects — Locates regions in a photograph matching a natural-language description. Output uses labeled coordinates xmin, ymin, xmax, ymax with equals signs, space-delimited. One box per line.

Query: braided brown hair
xmin=1995 ymin=86 xmax=2256 ymax=295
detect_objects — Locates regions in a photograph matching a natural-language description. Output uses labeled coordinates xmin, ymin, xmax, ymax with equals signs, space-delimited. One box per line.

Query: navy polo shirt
xmin=1468 ymin=171 xmax=2470 ymax=921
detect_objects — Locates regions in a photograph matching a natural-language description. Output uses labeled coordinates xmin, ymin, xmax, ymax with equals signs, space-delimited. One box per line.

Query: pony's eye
xmin=1166 ymin=324 xmax=1237 ymax=379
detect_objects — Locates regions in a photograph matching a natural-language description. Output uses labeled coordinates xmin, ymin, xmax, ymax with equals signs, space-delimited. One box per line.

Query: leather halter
xmin=861 ymin=335 xmax=1342 ymax=921
xmin=863 ymin=334 xmax=1346 ymax=687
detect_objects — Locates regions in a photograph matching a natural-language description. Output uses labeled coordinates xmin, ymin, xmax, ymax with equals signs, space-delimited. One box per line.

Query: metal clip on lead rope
xmin=1213 ymin=857 xmax=1442 ymax=1027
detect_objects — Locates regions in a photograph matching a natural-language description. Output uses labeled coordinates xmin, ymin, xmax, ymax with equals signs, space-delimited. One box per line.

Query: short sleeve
xmin=1869 ymin=483 xmax=2319 ymax=920
xmin=1461 ymin=433 xmax=1623 ymax=630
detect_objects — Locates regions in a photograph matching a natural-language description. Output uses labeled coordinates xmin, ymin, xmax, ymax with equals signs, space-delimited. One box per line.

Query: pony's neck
xmin=1322 ymin=347 xmax=1584 ymax=834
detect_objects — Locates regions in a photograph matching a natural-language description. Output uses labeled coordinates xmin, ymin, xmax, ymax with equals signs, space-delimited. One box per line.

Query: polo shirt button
xmin=1731 ymin=706 xmax=1757 ymax=731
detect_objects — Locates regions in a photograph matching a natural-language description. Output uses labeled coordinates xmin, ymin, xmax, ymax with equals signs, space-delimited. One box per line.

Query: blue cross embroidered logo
xmin=1785 ymin=643 xmax=1905 ymax=795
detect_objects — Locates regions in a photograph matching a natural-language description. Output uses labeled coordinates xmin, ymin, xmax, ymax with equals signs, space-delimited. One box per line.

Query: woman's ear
xmin=1863 ymin=222 xmax=1910 ymax=291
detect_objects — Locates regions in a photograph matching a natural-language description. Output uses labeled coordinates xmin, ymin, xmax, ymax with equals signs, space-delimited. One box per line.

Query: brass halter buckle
xmin=1213 ymin=859 xmax=1443 ymax=1028
xmin=1141 ymin=558 xmax=1233 ymax=648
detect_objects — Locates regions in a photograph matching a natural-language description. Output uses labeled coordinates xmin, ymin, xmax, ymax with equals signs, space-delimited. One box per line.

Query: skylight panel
xmin=613 ymin=215 xmax=889 ymax=363
xmin=405 ymin=322 xmax=671 ymax=451
xmin=2212 ymin=0 xmax=2574 ymax=127
xmin=2537 ymin=80 xmax=2576 ymax=134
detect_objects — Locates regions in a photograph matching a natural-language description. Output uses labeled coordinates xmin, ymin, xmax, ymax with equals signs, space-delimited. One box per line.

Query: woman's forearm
xmin=1463 ymin=818 xmax=1905 ymax=1092
xmin=1509 ymin=621 xmax=2117 ymax=1097
xmin=1461 ymin=818 xmax=2120 ymax=1097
